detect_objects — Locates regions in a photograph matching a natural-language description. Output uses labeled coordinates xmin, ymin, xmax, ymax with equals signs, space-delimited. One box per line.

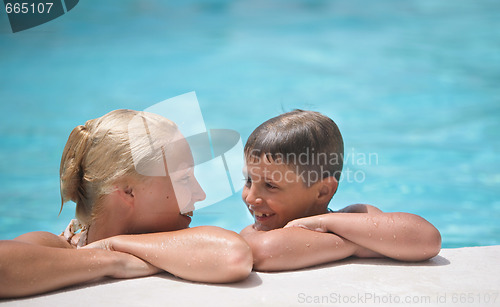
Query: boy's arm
xmin=84 ymin=226 xmax=253 ymax=283
xmin=286 ymin=204 xmax=442 ymax=261
xmin=240 ymin=225 xmax=364 ymax=272
xmin=0 ymin=232 xmax=158 ymax=298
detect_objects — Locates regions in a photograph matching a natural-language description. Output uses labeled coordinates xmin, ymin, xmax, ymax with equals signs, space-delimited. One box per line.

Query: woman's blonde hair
xmin=59 ymin=109 xmax=178 ymax=225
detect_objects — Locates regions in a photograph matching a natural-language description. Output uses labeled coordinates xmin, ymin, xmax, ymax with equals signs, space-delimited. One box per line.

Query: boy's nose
xmin=244 ymin=185 xmax=262 ymax=206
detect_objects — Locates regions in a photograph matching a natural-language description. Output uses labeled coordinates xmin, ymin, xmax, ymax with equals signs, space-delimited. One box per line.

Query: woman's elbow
xmin=219 ymin=236 xmax=253 ymax=282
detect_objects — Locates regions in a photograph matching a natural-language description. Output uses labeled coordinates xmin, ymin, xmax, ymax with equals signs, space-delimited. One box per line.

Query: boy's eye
xmin=245 ymin=177 xmax=252 ymax=187
xmin=265 ymin=182 xmax=277 ymax=189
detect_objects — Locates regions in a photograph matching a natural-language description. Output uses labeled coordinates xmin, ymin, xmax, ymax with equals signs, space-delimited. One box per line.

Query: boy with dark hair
xmin=241 ymin=110 xmax=441 ymax=271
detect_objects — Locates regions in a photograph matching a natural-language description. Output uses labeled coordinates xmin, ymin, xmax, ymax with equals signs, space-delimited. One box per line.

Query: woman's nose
xmin=192 ymin=177 xmax=206 ymax=202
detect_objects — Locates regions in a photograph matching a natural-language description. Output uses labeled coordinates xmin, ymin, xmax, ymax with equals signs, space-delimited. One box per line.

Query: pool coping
xmin=2 ymin=245 xmax=499 ymax=306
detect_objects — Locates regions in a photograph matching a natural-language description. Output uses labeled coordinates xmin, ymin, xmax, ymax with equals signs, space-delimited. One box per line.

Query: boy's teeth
xmin=181 ymin=211 xmax=193 ymax=217
xmin=254 ymin=212 xmax=270 ymax=217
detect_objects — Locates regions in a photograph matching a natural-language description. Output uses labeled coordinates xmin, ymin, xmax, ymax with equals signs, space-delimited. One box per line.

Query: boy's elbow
xmin=418 ymin=216 xmax=441 ymax=260
xmin=391 ymin=214 xmax=441 ymax=262
xmin=406 ymin=219 xmax=442 ymax=261
xmin=249 ymin=238 xmax=278 ymax=272
xmin=241 ymin=232 xmax=290 ymax=272
xmin=425 ymin=226 xmax=442 ymax=259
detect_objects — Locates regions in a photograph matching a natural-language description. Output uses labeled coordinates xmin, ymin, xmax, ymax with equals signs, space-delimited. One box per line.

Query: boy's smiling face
xmin=242 ymin=157 xmax=326 ymax=231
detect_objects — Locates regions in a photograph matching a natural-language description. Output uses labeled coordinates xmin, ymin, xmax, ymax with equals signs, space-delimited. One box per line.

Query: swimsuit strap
xmin=61 ymin=219 xmax=88 ymax=248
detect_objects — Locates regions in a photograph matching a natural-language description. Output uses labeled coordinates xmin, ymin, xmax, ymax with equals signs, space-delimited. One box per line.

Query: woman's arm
xmin=286 ymin=205 xmax=442 ymax=261
xmin=0 ymin=232 xmax=159 ymax=298
xmin=84 ymin=226 xmax=253 ymax=283
xmin=240 ymin=225 xmax=365 ymax=272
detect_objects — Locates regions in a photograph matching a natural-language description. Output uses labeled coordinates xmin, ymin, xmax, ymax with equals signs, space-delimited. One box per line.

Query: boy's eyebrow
xmin=263 ymin=178 xmax=278 ymax=184
xmin=260 ymin=171 xmax=280 ymax=183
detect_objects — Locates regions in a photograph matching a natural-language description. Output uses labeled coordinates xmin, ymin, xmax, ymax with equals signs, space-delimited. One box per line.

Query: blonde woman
xmin=0 ymin=109 xmax=252 ymax=298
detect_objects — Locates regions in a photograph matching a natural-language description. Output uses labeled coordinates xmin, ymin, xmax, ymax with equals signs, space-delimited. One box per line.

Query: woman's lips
xmin=180 ymin=212 xmax=192 ymax=225
xmin=180 ymin=211 xmax=193 ymax=217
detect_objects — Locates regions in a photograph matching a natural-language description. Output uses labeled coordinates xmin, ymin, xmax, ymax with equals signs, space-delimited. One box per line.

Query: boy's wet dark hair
xmin=244 ymin=110 xmax=344 ymax=186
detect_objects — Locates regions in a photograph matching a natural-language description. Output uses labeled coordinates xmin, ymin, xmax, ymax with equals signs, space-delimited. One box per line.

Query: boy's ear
xmin=316 ymin=176 xmax=338 ymax=204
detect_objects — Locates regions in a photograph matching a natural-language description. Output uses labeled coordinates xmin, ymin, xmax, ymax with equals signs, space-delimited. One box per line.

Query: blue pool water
xmin=0 ymin=0 xmax=499 ymax=248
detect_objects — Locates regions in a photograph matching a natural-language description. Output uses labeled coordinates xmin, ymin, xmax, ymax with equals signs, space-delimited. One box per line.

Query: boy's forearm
xmin=243 ymin=227 xmax=358 ymax=272
xmin=320 ymin=213 xmax=441 ymax=261
xmin=110 ymin=226 xmax=252 ymax=283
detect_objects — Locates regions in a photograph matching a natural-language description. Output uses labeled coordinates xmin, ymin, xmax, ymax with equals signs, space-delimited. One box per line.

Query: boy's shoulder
xmin=240 ymin=225 xmax=256 ymax=237
xmin=335 ymin=204 xmax=383 ymax=214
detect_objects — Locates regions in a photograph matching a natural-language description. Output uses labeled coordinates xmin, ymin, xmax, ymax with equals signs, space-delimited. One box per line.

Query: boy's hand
xmin=284 ymin=215 xmax=328 ymax=233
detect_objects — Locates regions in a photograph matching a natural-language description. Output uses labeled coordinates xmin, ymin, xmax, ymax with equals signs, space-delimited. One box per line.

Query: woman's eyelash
xmin=179 ymin=175 xmax=190 ymax=183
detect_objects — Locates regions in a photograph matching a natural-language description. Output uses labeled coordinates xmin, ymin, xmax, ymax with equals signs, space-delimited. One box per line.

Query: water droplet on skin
xmin=393 ymin=235 xmax=397 ymax=240
xmin=305 ymin=243 xmax=310 ymax=248
xmin=373 ymin=222 xmax=378 ymax=227
xmin=380 ymin=237 xmax=383 ymax=241
xmin=368 ymin=233 xmax=372 ymax=238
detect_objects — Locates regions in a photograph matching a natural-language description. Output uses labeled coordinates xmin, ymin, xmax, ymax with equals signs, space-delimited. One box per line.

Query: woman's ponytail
xmin=59 ymin=124 xmax=92 ymax=220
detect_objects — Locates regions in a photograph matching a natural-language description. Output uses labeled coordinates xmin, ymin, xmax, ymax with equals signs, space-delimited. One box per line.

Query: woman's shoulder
xmin=14 ymin=231 xmax=73 ymax=248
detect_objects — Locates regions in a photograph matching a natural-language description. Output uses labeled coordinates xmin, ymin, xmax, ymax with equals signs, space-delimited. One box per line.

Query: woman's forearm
xmin=108 ymin=226 xmax=253 ymax=283
xmin=0 ymin=240 xmax=119 ymax=298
